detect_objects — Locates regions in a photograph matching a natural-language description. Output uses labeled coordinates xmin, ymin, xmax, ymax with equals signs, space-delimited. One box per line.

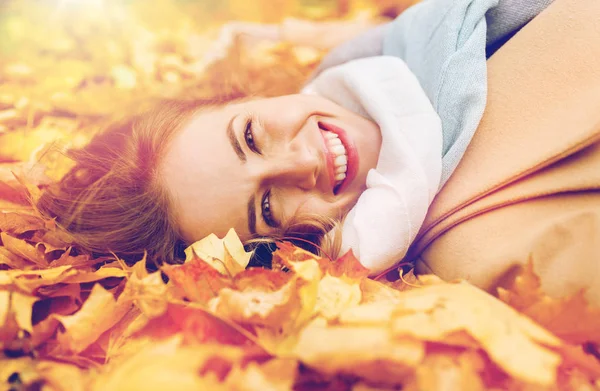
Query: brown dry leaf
xmin=389 ymin=282 xmax=562 ymax=386
xmin=314 ymin=273 xmax=362 ymax=320
xmin=162 ymin=254 xmax=233 ymax=304
xmin=0 ymin=265 xmax=76 ymax=293
xmin=324 ymin=249 xmax=371 ymax=279
xmin=52 ymin=283 xmax=131 ymax=353
xmin=0 ymin=246 xmax=29 ymax=269
xmin=498 ymin=261 xmax=600 ymax=344
xmin=359 ymin=278 xmax=402 ymax=304
xmin=293 ymin=317 xmax=424 ymax=384
xmin=0 ymin=264 xmax=126 ymax=294
xmin=1 ymin=232 xmax=48 ymax=267
xmin=128 ymin=271 xmax=169 ymax=318
xmin=60 ymin=264 xmax=127 ymax=284
xmin=129 ymin=303 xmax=262 ymax=349
xmin=94 ymin=336 xmax=225 ymax=391
xmin=12 ymin=291 xmax=38 ymax=333
xmin=0 ymin=212 xmax=45 ymax=234
xmin=209 ymin=252 xmax=321 ymax=331
xmin=210 ymin=279 xmax=300 ymax=329
xmin=184 ymin=228 xmax=252 ymax=276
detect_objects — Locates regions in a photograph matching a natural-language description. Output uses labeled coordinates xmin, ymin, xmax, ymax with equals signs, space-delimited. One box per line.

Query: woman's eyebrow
xmin=247 ymin=194 xmax=257 ymax=236
xmin=227 ymin=115 xmax=246 ymax=163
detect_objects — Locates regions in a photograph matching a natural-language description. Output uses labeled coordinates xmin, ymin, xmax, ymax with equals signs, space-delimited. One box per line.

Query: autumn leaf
xmin=498 ymin=261 xmax=600 ymax=344
xmin=324 ymin=249 xmax=370 ymax=279
xmin=293 ymin=317 xmax=424 ymax=384
xmin=52 ymin=283 xmax=131 ymax=353
xmin=162 ymin=255 xmax=233 ymax=304
xmin=388 ymin=283 xmax=562 ymax=386
xmin=183 ymin=228 xmax=252 ymax=277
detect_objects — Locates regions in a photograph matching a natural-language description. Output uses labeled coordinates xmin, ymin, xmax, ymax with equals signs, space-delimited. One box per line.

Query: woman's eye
xmin=261 ymin=190 xmax=278 ymax=228
xmin=244 ymin=119 xmax=260 ymax=154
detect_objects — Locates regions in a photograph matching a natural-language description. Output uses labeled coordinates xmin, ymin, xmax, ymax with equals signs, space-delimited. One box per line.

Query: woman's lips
xmin=318 ymin=121 xmax=358 ymax=195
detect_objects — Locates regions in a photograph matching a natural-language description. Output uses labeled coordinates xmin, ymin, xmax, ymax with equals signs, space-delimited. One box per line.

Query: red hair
xmin=37 ymin=100 xmax=205 ymax=265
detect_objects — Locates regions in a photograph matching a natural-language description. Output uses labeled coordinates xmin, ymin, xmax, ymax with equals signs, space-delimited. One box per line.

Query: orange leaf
xmin=233 ymin=267 xmax=292 ymax=291
xmin=52 ymin=283 xmax=131 ymax=353
xmin=166 ymin=304 xmax=263 ymax=349
xmin=162 ymin=256 xmax=233 ymax=304
xmin=1 ymin=232 xmax=47 ymax=267
xmin=498 ymin=261 xmax=600 ymax=344
xmin=325 ymin=250 xmax=370 ymax=279
xmin=0 ymin=212 xmax=45 ymax=235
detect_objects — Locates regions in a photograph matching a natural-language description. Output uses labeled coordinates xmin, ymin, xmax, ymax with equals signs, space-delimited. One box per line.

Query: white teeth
xmin=334 ymin=154 xmax=347 ymax=166
xmin=329 ymin=139 xmax=342 ymax=147
xmin=330 ymin=144 xmax=345 ymax=155
xmin=324 ymin=130 xmax=348 ymax=186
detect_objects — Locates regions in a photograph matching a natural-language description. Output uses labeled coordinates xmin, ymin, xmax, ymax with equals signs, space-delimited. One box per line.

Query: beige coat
xmin=409 ymin=0 xmax=600 ymax=304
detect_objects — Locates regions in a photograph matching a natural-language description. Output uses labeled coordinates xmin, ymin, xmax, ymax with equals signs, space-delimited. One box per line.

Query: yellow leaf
xmin=210 ymin=280 xmax=299 ymax=328
xmin=95 ymin=337 xmax=227 ymax=391
xmin=315 ymin=274 xmax=362 ymax=320
xmin=53 ymin=283 xmax=131 ymax=353
xmin=1 ymin=232 xmax=47 ymax=267
xmin=12 ymin=292 xmax=38 ymax=333
xmin=185 ymin=228 xmax=251 ymax=276
xmin=0 ymin=290 xmax=10 ymax=328
xmin=293 ymin=318 xmax=424 ymax=384
xmin=498 ymin=261 xmax=600 ymax=344
xmin=0 ymin=265 xmax=76 ymax=293
xmin=390 ymin=283 xmax=561 ymax=386
xmin=128 ymin=271 xmax=169 ymax=318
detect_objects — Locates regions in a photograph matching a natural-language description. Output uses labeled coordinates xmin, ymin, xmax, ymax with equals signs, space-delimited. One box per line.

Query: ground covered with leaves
xmin=1 ymin=0 xmax=600 ymax=390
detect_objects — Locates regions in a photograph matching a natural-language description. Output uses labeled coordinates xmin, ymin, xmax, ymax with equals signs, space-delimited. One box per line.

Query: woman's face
xmin=161 ymin=94 xmax=381 ymax=243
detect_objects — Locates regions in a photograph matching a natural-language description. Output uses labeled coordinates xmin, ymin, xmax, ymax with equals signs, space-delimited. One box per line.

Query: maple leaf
xmin=167 ymin=304 xmax=261 ymax=348
xmin=1 ymin=232 xmax=48 ymax=267
xmin=94 ymin=336 xmax=224 ymax=391
xmin=293 ymin=318 xmax=424 ymax=385
xmin=210 ymin=279 xmax=301 ymax=329
xmin=184 ymin=228 xmax=252 ymax=277
xmin=52 ymin=283 xmax=131 ymax=353
xmin=0 ymin=212 xmax=45 ymax=234
xmin=389 ymin=283 xmax=562 ymax=386
xmin=162 ymin=254 xmax=233 ymax=304
xmin=498 ymin=261 xmax=600 ymax=344
xmin=314 ymin=273 xmax=362 ymax=320
xmin=324 ymin=249 xmax=370 ymax=279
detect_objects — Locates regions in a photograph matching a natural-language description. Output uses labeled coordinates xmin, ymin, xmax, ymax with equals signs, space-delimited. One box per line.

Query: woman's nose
xmin=265 ymin=149 xmax=319 ymax=190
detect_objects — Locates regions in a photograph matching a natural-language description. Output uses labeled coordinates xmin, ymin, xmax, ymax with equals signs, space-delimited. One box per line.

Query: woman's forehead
xmin=160 ymin=104 xmax=255 ymax=242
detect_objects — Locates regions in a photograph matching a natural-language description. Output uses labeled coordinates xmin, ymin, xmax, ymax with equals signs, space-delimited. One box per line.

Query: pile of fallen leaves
xmin=1 ymin=217 xmax=600 ymax=390
xmin=1 ymin=0 xmax=600 ymax=390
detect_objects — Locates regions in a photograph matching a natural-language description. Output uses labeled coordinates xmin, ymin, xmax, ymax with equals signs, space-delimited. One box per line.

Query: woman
xmin=38 ymin=0 xmax=600 ymax=304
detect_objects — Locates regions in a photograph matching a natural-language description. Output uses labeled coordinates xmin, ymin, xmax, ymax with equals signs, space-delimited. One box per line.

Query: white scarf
xmin=302 ymin=56 xmax=442 ymax=274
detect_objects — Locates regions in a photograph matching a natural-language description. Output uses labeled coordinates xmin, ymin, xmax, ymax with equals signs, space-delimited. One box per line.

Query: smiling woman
xmin=36 ymin=93 xmax=381 ymax=265
xmin=160 ymin=94 xmax=381 ymax=245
